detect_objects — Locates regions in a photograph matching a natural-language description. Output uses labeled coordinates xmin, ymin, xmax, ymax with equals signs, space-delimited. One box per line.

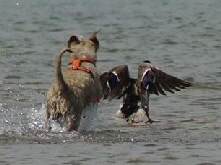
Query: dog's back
xmin=46 ymin=31 xmax=102 ymax=131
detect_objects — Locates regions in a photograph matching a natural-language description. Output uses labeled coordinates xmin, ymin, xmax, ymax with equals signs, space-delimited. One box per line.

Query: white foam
xmin=115 ymin=109 xmax=125 ymax=119
xmin=114 ymin=104 xmax=125 ymax=119
xmin=128 ymin=108 xmax=148 ymax=123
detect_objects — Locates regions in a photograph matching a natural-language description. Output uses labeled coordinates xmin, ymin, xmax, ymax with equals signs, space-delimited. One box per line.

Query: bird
xmin=100 ymin=60 xmax=192 ymax=124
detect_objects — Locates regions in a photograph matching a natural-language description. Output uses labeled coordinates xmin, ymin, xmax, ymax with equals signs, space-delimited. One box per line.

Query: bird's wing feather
xmin=138 ymin=63 xmax=192 ymax=96
xmin=100 ymin=65 xmax=130 ymax=100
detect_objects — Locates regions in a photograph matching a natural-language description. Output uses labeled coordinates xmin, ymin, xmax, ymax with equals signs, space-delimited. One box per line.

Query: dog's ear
xmin=89 ymin=30 xmax=100 ymax=51
xmin=68 ymin=35 xmax=80 ymax=48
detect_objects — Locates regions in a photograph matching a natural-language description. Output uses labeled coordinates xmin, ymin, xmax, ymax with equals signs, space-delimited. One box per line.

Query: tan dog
xmin=46 ymin=31 xmax=102 ymax=131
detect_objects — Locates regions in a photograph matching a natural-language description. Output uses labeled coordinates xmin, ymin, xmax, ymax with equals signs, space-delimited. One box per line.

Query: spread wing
xmin=137 ymin=62 xmax=192 ymax=96
xmin=100 ymin=65 xmax=131 ymax=100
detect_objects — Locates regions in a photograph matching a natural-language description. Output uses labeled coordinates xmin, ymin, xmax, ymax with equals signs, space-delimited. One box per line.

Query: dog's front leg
xmin=65 ymin=114 xmax=79 ymax=132
xmin=45 ymin=103 xmax=52 ymax=131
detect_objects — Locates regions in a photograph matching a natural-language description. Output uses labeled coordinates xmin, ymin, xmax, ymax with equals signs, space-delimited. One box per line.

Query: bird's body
xmin=100 ymin=61 xmax=192 ymax=124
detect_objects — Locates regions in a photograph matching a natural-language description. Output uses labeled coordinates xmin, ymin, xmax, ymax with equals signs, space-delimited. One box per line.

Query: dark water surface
xmin=1 ymin=0 xmax=221 ymax=164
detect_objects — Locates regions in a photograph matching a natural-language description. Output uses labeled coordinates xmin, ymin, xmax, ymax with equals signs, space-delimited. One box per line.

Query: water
xmin=1 ymin=0 xmax=221 ymax=164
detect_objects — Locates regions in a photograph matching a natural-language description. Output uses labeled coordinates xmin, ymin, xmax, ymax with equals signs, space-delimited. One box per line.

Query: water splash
xmin=78 ymin=103 xmax=99 ymax=131
xmin=28 ymin=104 xmax=45 ymax=131
xmin=28 ymin=103 xmax=99 ymax=132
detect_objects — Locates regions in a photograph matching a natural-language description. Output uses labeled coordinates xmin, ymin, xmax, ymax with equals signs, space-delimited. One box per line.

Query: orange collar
xmin=68 ymin=57 xmax=95 ymax=74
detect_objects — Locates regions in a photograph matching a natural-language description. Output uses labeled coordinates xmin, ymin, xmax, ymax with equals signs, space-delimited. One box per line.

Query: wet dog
xmin=46 ymin=31 xmax=102 ymax=131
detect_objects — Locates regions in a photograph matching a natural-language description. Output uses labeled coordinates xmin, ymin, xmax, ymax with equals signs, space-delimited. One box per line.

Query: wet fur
xmin=46 ymin=31 xmax=102 ymax=131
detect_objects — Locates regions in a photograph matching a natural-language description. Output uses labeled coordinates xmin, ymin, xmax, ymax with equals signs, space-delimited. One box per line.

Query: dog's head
xmin=67 ymin=30 xmax=100 ymax=61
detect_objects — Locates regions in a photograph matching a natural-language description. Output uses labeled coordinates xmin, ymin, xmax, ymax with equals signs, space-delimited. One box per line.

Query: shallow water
xmin=1 ymin=0 xmax=221 ymax=165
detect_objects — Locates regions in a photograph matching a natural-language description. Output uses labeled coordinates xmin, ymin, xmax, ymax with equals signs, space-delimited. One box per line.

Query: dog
xmin=100 ymin=60 xmax=192 ymax=124
xmin=46 ymin=31 xmax=102 ymax=131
